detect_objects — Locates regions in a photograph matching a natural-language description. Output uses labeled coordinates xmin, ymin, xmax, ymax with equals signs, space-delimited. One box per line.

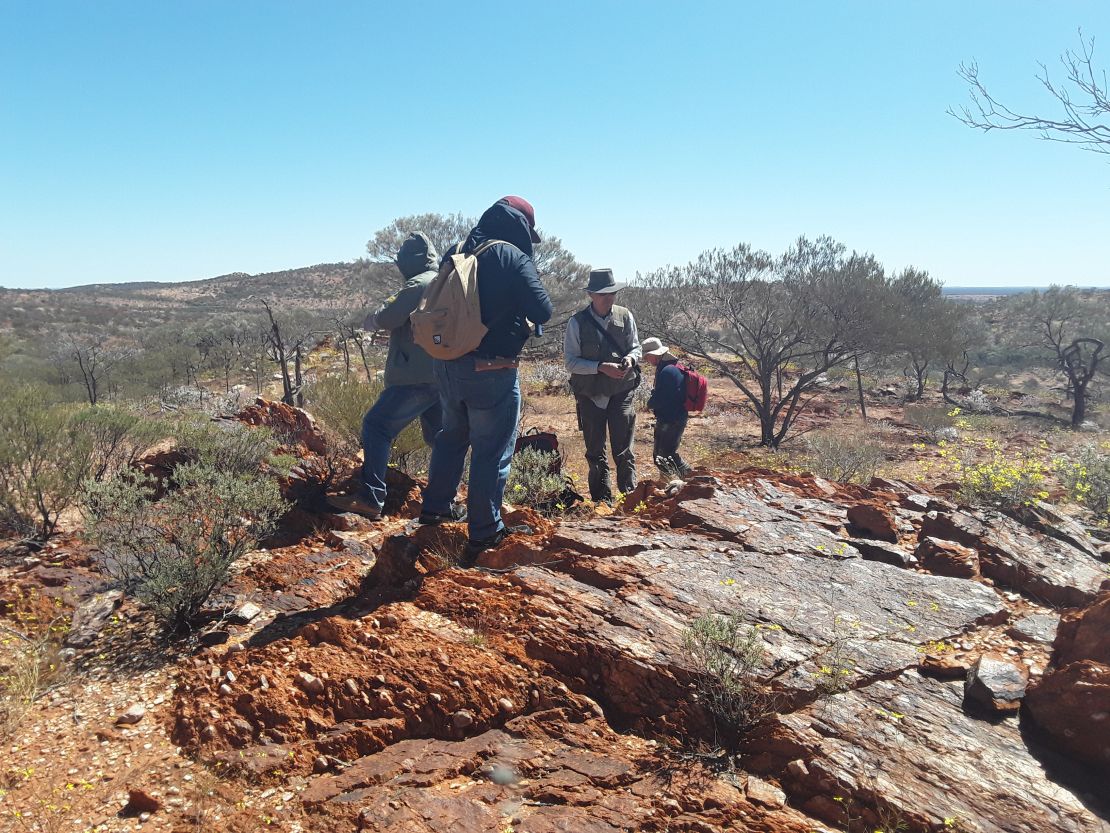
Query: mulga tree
xmin=1005 ymin=286 xmax=1108 ymax=428
xmin=884 ymin=268 xmax=967 ymax=402
xmin=638 ymin=236 xmax=888 ymax=448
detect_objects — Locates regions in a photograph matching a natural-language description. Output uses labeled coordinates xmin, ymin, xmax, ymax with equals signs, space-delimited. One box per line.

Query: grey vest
xmin=569 ymin=305 xmax=641 ymax=399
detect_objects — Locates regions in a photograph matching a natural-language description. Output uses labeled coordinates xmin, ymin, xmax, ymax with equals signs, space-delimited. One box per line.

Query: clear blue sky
xmin=1 ymin=1 xmax=1108 ymax=289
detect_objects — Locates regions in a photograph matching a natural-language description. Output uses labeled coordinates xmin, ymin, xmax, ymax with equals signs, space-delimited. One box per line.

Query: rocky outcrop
xmin=846 ymin=503 xmax=899 ymax=542
xmin=745 ymin=671 xmax=1103 ymax=833
xmin=166 ymin=470 xmax=1110 ymax=833
xmin=921 ymin=509 xmax=1110 ymax=607
xmin=1026 ymin=591 xmax=1110 ymax=770
xmin=232 ymin=397 xmax=327 ymax=456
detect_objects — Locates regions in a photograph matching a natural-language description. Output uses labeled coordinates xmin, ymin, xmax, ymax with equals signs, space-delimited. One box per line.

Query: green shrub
xmin=903 ymin=403 xmax=955 ymax=444
xmin=802 ymin=426 xmax=886 ymax=484
xmin=938 ymin=435 xmax=1051 ymax=511
xmin=506 ymin=447 xmax=565 ymax=513
xmin=389 ymin=419 xmax=431 ymax=477
xmin=0 ymin=389 xmax=154 ymax=541
xmin=682 ymin=613 xmax=768 ymax=738
xmin=172 ymin=418 xmax=288 ymax=477
xmin=73 ymin=404 xmax=160 ymax=481
xmin=1058 ymin=442 xmax=1110 ymax=521
xmin=84 ymin=460 xmax=286 ymax=631
xmin=304 ymin=376 xmax=378 ymax=456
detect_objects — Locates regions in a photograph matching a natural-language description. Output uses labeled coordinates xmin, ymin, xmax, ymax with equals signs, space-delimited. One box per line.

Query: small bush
xmin=1058 ymin=442 xmax=1110 ymax=521
xmin=632 ymin=382 xmax=652 ymax=413
xmin=304 ymin=376 xmax=378 ymax=455
xmin=73 ymin=404 xmax=159 ymax=481
xmin=903 ymin=403 xmax=954 ymax=444
xmin=954 ymin=388 xmax=996 ymax=415
xmin=803 ymin=426 xmax=886 ymax=484
xmin=953 ymin=451 xmax=1049 ymax=510
xmin=0 ymin=389 xmax=154 ymax=541
xmin=0 ymin=590 xmax=69 ymax=740
xmin=389 ymin=419 xmax=431 ymax=477
xmin=682 ymin=613 xmax=768 ymax=738
xmin=506 ymin=447 xmax=566 ymax=513
xmin=84 ymin=453 xmax=286 ymax=632
xmin=522 ymin=361 xmax=569 ymax=393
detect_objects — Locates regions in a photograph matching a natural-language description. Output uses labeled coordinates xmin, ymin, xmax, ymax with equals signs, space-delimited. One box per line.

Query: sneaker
xmin=418 ymin=503 xmax=468 ymax=525
xmin=460 ymin=523 xmax=534 ymax=566
xmin=327 ymin=493 xmax=382 ymax=520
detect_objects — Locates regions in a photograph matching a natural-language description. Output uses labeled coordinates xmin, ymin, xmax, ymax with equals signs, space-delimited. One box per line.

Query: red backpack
xmin=674 ymin=362 xmax=708 ymax=413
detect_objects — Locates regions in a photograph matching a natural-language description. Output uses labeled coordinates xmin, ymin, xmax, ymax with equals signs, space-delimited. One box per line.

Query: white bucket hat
xmin=641 ymin=337 xmax=672 ymax=358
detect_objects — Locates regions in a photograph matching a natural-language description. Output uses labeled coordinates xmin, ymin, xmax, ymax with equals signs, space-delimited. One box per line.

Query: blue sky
xmin=1 ymin=1 xmax=1108 ymax=289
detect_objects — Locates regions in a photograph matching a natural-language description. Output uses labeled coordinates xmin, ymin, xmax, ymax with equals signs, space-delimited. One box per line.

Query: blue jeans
xmin=422 ymin=356 xmax=520 ymax=541
xmin=360 ymin=383 xmax=442 ymax=511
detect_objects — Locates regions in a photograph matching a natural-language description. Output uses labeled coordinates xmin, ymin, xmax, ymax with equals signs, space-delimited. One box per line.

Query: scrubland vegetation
xmin=1 ymin=216 xmax=1109 ymax=637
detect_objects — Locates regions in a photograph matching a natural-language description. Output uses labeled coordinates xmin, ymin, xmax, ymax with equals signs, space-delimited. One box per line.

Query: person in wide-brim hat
xmin=563 ymin=267 xmax=642 ymax=503
xmin=585 ymin=268 xmax=626 ymax=294
xmin=641 ymin=336 xmax=673 ymax=360
xmin=642 ymin=336 xmax=692 ymax=479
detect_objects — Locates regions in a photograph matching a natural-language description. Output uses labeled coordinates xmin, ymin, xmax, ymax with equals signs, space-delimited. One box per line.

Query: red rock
xmin=122 ymin=788 xmax=161 ymax=815
xmin=847 ymin=504 xmax=898 ymax=542
xmin=915 ymin=536 xmax=980 ymax=578
xmin=1026 ymin=660 xmax=1110 ymax=768
xmin=234 ymin=397 xmax=327 ymax=455
xmin=919 ymin=653 xmax=972 ymax=679
xmin=1052 ymin=590 xmax=1110 ymax=667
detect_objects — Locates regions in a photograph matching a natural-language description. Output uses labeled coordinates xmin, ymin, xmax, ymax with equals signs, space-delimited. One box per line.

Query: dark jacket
xmin=444 ymin=200 xmax=552 ymax=359
xmin=367 ymin=232 xmax=438 ymax=387
xmin=648 ymin=359 xmax=687 ymax=422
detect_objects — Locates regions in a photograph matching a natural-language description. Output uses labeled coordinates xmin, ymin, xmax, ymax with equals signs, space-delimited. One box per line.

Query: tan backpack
xmin=410 ymin=239 xmax=506 ymax=360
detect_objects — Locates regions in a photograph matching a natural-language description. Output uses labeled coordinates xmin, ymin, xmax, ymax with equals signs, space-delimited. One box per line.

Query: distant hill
xmin=0 ymin=261 xmax=396 ymax=338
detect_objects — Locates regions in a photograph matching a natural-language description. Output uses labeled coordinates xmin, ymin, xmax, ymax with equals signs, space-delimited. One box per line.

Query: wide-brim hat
xmin=586 ymin=268 xmax=624 ymax=294
xmin=641 ymin=337 xmax=672 ymax=358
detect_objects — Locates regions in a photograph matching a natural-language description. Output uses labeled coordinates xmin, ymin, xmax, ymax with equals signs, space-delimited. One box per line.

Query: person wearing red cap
xmin=418 ymin=197 xmax=552 ymax=565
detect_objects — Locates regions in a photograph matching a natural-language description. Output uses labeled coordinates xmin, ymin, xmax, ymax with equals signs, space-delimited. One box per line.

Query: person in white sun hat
xmin=642 ymin=337 xmax=692 ymax=477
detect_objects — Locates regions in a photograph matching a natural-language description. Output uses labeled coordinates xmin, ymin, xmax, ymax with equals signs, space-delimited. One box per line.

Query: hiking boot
xmin=327 ymin=493 xmax=382 ymax=520
xmin=460 ymin=523 xmax=534 ymax=567
xmin=418 ymin=503 xmax=468 ymax=525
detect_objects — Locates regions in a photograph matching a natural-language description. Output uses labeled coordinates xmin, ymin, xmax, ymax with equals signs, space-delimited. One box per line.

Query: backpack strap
xmin=469 ymin=239 xmax=516 ymax=257
xmin=582 ymin=309 xmax=630 ymax=359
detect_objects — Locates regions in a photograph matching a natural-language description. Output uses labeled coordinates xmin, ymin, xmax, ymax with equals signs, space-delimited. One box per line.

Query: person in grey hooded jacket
xmin=330 ymin=232 xmax=442 ymax=519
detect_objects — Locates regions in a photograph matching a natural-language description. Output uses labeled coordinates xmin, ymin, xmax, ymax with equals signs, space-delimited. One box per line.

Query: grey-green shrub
xmin=803 ymin=426 xmax=886 ymax=484
xmin=1059 ymin=443 xmax=1110 ymax=522
xmin=172 ymin=418 xmax=288 ymax=477
xmin=682 ymin=613 xmax=768 ymax=737
xmin=506 ymin=447 xmax=565 ymax=513
xmin=0 ymin=389 xmax=154 ymax=541
xmin=903 ymin=403 xmax=954 ymax=444
xmin=84 ymin=460 xmax=286 ymax=631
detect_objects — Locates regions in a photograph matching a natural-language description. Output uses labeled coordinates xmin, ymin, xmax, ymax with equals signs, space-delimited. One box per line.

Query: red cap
xmin=501 ymin=195 xmax=541 ymax=244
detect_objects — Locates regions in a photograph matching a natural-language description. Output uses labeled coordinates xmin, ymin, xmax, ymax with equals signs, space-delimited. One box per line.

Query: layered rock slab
xmin=301 ymin=711 xmax=822 ymax=833
xmin=745 ymin=670 xmax=1108 ymax=833
xmin=511 ymin=487 xmax=1005 ymax=724
xmin=921 ymin=510 xmax=1109 ymax=607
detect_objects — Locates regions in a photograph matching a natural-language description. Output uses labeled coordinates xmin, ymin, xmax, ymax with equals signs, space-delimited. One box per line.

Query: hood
xmin=463 ymin=200 xmax=536 ymax=257
xmin=396 ymin=232 xmax=439 ymax=279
